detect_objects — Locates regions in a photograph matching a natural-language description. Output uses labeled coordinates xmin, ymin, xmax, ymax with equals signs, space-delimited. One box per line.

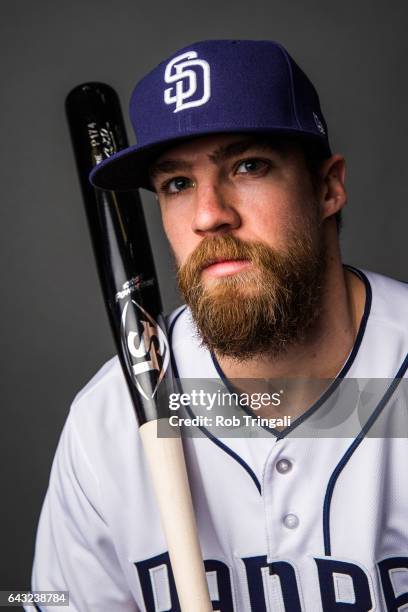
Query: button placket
xmin=263 ymin=440 xmax=305 ymax=560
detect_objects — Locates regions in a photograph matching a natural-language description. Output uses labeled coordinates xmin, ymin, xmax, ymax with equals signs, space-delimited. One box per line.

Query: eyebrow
xmin=149 ymin=159 xmax=194 ymax=181
xmin=208 ymin=138 xmax=285 ymax=163
xmin=149 ymin=137 xmax=287 ymax=181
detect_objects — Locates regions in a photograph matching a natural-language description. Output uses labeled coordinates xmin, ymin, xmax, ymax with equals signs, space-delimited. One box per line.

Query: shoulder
xmin=68 ymin=303 xmax=191 ymax=436
xmin=67 ymin=356 xmax=140 ymax=472
xmin=71 ymin=355 xmax=132 ymax=422
xmin=67 ymin=302 xmax=203 ymax=440
xmin=358 ymin=267 xmax=408 ymax=327
xmin=348 ymin=267 xmax=408 ymax=376
xmin=73 ymin=355 xmax=122 ymax=404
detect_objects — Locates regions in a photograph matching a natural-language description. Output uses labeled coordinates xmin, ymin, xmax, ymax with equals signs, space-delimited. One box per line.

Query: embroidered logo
xmin=313 ymin=112 xmax=326 ymax=135
xmin=164 ymin=51 xmax=211 ymax=113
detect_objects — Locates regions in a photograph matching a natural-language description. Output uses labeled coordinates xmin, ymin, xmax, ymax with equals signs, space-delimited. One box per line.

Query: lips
xmin=201 ymin=258 xmax=252 ymax=278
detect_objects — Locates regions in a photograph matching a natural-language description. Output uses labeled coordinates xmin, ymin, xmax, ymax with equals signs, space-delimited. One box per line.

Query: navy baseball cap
xmin=90 ymin=39 xmax=331 ymax=191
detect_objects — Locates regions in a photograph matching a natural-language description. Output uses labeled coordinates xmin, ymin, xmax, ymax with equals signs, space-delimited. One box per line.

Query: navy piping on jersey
xmin=323 ymin=352 xmax=408 ymax=556
xmin=211 ymin=265 xmax=372 ymax=439
xmin=168 ymin=308 xmax=262 ymax=495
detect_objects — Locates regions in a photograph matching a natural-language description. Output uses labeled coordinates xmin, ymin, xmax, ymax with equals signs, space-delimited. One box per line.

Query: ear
xmin=318 ymin=155 xmax=347 ymax=220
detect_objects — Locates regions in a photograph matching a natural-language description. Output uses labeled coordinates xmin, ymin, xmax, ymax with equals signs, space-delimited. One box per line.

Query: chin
xmin=204 ymin=268 xmax=269 ymax=295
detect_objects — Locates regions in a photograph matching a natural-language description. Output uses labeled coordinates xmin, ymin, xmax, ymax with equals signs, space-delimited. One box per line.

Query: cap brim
xmin=89 ymin=140 xmax=177 ymax=192
xmin=89 ymin=128 xmax=331 ymax=192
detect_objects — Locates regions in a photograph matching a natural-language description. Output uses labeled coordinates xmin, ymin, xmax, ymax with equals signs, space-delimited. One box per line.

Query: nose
xmin=191 ymin=183 xmax=241 ymax=236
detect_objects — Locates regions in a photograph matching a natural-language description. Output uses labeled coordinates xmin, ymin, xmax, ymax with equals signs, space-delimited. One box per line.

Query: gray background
xmin=1 ymin=0 xmax=406 ymax=594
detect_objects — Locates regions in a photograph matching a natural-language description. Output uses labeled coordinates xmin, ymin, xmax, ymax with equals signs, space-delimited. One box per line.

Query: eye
xmin=235 ymin=158 xmax=271 ymax=175
xmin=160 ymin=176 xmax=195 ymax=195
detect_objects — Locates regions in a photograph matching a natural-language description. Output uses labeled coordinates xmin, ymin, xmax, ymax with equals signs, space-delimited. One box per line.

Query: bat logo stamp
xmin=121 ymin=299 xmax=170 ymax=401
xmin=115 ymin=276 xmax=155 ymax=301
xmin=87 ymin=121 xmax=117 ymax=164
xmin=164 ymin=51 xmax=211 ymax=113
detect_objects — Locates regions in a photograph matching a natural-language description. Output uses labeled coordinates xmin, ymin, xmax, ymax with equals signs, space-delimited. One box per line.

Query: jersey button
xmin=283 ymin=514 xmax=299 ymax=529
xmin=276 ymin=459 xmax=292 ymax=474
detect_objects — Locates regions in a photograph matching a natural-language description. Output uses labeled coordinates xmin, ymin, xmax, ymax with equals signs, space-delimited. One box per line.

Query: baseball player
xmin=30 ymin=40 xmax=408 ymax=611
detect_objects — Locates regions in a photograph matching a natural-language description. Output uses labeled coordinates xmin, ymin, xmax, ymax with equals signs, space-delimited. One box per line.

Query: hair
xmin=298 ymin=139 xmax=343 ymax=234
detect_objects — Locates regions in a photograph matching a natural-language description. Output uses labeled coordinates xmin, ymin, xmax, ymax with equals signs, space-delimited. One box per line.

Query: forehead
xmin=150 ymin=132 xmax=300 ymax=169
xmin=157 ymin=133 xmax=258 ymax=158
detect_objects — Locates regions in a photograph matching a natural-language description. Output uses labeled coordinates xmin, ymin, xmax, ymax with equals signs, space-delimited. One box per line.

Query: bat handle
xmin=139 ymin=420 xmax=213 ymax=611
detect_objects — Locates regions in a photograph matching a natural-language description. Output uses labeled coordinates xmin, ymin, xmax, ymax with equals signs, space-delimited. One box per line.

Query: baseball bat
xmin=65 ymin=83 xmax=212 ymax=611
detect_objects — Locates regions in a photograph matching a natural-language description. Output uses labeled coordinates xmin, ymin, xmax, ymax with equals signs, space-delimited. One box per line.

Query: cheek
xmin=240 ymin=186 xmax=315 ymax=251
xmin=161 ymin=209 xmax=197 ymax=266
xmin=240 ymin=188 xmax=300 ymax=242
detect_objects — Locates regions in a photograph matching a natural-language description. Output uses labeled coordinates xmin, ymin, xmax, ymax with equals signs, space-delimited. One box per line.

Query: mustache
xmin=178 ymin=235 xmax=281 ymax=278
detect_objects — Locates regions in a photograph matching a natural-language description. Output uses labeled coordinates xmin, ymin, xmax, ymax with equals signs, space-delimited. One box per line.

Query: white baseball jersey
xmin=30 ymin=267 xmax=408 ymax=611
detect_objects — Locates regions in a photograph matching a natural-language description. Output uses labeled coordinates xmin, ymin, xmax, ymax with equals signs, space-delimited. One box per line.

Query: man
xmin=31 ymin=40 xmax=408 ymax=611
